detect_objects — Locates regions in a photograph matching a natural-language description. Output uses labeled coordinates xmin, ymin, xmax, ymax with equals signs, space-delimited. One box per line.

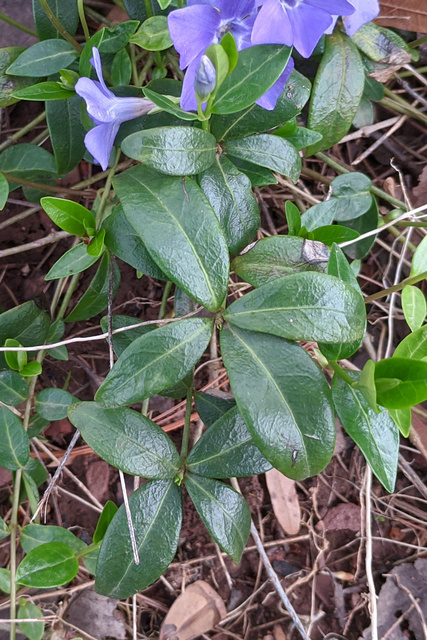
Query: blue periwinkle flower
xmin=326 ymin=0 xmax=380 ymax=37
xmin=75 ymin=47 xmax=155 ymax=171
xmin=194 ymin=55 xmax=217 ymax=101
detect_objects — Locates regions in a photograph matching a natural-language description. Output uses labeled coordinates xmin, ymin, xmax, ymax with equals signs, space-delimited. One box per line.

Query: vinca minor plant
xmin=0 ymin=0 xmax=426 ymax=637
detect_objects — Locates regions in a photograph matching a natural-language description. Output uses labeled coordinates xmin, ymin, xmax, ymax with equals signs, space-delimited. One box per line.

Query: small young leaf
xmin=15 ymin=542 xmax=79 ymax=588
xmin=41 ymin=197 xmax=95 ymax=237
xmin=0 ymin=172 xmax=9 ymax=210
xmin=19 ymin=362 xmax=43 ymax=378
xmin=185 ymin=474 xmax=250 ymax=562
xmin=45 ymin=243 xmax=100 ymax=281
xmin=4 ymin=339 xmax=26 ymax=371
xmin=411 ymin=236 xmax=427 ymax=277
xmin=0 ymin=568 xmax=11 ymax=593
xmin=375 ymin=358 xmax=427 ymax=409
xmin=18 ymin=598 xmax=44 ymax=640
xmin=285 ymin=201 xmax=301 ymax=236
xmin=394 ymin=324 xmax=427 ymax=360
xmin=93 ymin=501 xmax=118 ymax=544
xmin=0 ymin=407 xmax=29 ymax=470
xmin=0 ymin=370 xmax=28 ymax=406
xmin=330 ymin=172 xmax=373 ymax=222
xmin=353 ymin=359 xmax=378 ymax=413
xmin=0 ymin=516 xmax=9 ymax=541
xmin=20 ymin=524 xmax=86 ymax=555
xmin=401 ymin=285 xmax=426 ymax=332
xmin=130 ymin=16 xmax=172 ymax=51
xmin=390 ymin=407 xmax=411 ymax=438
xmin=35 ymin=388 xmax=78 ymax=421
xmin=12 ymin=82 xmax=75 ymax=101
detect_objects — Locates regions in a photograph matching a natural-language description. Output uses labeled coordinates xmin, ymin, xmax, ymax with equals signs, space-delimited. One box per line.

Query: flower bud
xmin=194 ymin=55 xmax=216 ymax=102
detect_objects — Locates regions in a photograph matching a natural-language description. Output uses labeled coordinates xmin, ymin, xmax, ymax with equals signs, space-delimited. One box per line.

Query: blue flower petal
xmin=180 ymin=55 xmax=201 ymax=111
xmin=256 ymin=58 xmax=294 ymax=110
xmin=252 ymin=0 xmax=293 ymax=47
xmin=343 ymin=0 xmax=379 ymax=36
xmin=168 ymin=5 xmax=220 ymax=69
xmin=287 ymin=2 xmax=333 ymax=57
xmin=75 ymin=77 xmax=115 ymax=123
xmin=91 ymin=47 xmax=115 ymax=98
xmin=84 ymin=121 xmax=120 ymax=171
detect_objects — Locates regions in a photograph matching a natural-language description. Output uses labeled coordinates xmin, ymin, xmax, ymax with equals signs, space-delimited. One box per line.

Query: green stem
xmin=77 ymin=0 xmax=90 ymax=41
xmin=409 ymin=34 xmax=427 ymax=48
xmin=380 ymin=90 xmax=427 ymax=127
xmin=0 ymin=112 xmax=46 ymax=153
xmin=56 ymin=272 xmax=80 ymax=320
xmin=0 ymin=13 xmax=38 ymax=37
xmin=328 ymin=360 xmax=355 ymax=385
xmin=95 ymin=148 xmax=121 ymax=228
xmin=399 ymin=65 xmax=427 ymax=78
xmin=364 ymin=270 xmax=427 ymax=304
xmin=30 ymin=128 xmax=50 ymax=146
xmin=158 ymin=281 xmax=173 ymax=320
xmin=312 ymin=153 xmax=408 ymax=211
xmin=2 ymin=174 xmax=90 ymax=197
xmin=84 ymin=6 xmax=114 ymax=27
xmin=39 ymin=0 xmax=83 ymax=52
xmin=143 ymin=0 xmax=153 ymax=18
xmin=180 ymin=382 xmax=194 ymax=462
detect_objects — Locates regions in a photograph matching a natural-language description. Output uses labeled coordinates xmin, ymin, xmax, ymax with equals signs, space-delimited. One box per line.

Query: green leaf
xmin=68 ymin=402 xmax=180 ymax=478
xmin=232 ymin=236 xmax=329 ymax=288
xmin=390 ymin=407 xmax=411 ymax=438
xmin=0 ymin=300 xmax=50 ymax=368
xmin=20 ymin=362 xmax=43 ymax=378
xmin=65 ymin=252 xmax=121 ymax=322
xmin=225 ymin=271 xmax=366 ymax=344
xmin=228 ymin=156 xmax=277 ymax=187
xmin=0 ymin=407 xmax=29 ymax=470
xmin=86 ymin=229 xmax=105 ymax=258
xmin=20 ymin=524 xmax=86 ymax=554
xmin=187 ymin=406 xmax=271 ymax=478
xmin=111 ymin=48 xmax=132 ymax=86
xmin=285 ymin=201 xmax=301 ymax=236
xmin=0 ymin=370 xmax=28 ymax=406
xmin=225 ymin=134 xmax=301 ymax=183
xmin=198 ymin=155 xmax=260 ymax=255
xmin=96 ymin=480 xmax=182 ymax=598
xmin=274 ymin=125 xmax=323 ymax=150
xmin=130 ymin=15 xmax=172 ymax=51
xmin=46 ymin=96 xmax=86 ymax=174
xmin=352 ymin=22 xmax=412 ymax=64
xmin=142 ymin=88 xmax=198 ymax=121
xmin=7 ymin=40 xmax=78 ymax=77
xmin=185 ymin=474 xmax=250 ymax=562
xmin=332 ymin=373 xmax=398 ymax=492
xmin=0 ymin=47 xmax=40 ymax=108
xmin=93 ymin=501 xmax=118 ymax=544
xmin=220 ymin=326 xmax=335 ymax=479
xmin=330 ymin=172 xmax=373 ymax=222
xmin=33 ymin=0 xmax=79 ymax=40
xmin=4 ymin=339 xmax=26 ymax=371
xmin=41 ymin=197 xmax=95 ymax=237
xmin=0 ymin=516 xmax=9 ymax=541
xmin=307 ymin=31 xmax=365 ymax=155
xmin=113 ymin=166 xmax=229 ymax=311
xmin=18 ymin=598 xmax=44 ymax=640
xmin=0 ymin=144 xmax=57 ymax=183
xmin=0 ymin=568 xmax=11 ymax=592
xmin=411 ymin=235 xmax=427 ymax=277
xmin=341 ymin=197 xmax=379 ymax=260
xmin=45 ymin=243 xmax=100 ymax=280
xmin=35 ymin=388 xmax=78 ymax=421
xmin=375 ymin=358 xmax=427 ymax=409
xmin=0 ymin=172 xmax=8 ymax=210
xmin=211 ymin=69 xmax=311 ymax=141
xmin=195 ymin=391 xmax=236 ymax=428
xmin=205 ymin=43 xmax=230 ymax=91
xmin=95 ymin=318 xmax=213 ymax=407
xmin=121 ymin=127 xmax=217 ymax=176
xmin=220 ymin=32 xmax=238 ymax=74
xmin=102 ymin=204 xmax=166 ymax=279
xmin=98 ymin=21 xmax=139 ymax=54
xmin=394 ymin=324 xmax=427 ymax=360
xmin=311 ymin=225 xmax=360 ymax=246
xmin=16 ymin=542 xmax=79 ymax=588
xmin=353 ymin=359 xmax=378 ymax=412
xmin=402 ymin=285 xmax=426 ymax=332
xmin=100 ymin=314 xmax=156 ymax=357
xmin=12 ymin=82 xmax=75 ymax=101
xmin=212 ymin=45 xmax=292 ymax=115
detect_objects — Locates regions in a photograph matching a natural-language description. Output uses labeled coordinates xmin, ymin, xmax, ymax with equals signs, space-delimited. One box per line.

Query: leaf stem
xmin=77 ymin=0 xmax=90 ymax=41
xmin=0 ymin=112 xmax=46 ymax=153
xmin=1 ymin=174 xmax=92 ymax=197
xmin=364 ymin=270 xmax=427 ymax=304
xmin=159 ymin=281 xmax=173 ymax=320
xmin=327 ymin=360 xmax=355 ymax=386
xmin=0 ymin=13 xmax=38 ymax=37
xmin=95 ymin=148 xmax=121 ymax=228
xmin=143 ymin=0 xmax=153 ymax=18
xmin=38 ymin=0 xmax=83 ymax=52
xmin=180 ymin=382 xmax=194 ymax=462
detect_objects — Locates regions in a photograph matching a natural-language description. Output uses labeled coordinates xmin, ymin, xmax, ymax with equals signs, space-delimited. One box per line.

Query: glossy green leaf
xmin=341 ymin=197 xmax=379 ymax=260
xmin=187 ymin=406 xmax=271 ymax=478
xmin=353 ymin=359 xmax=378 ymax=412
xmin=111 ymin=48 xmax=132 ymax=86
xmin=225 ymin=271 xmax=366 ymax=344
xmin=195 ymin=391 xmax=236 ymax=428
xmin=100 ymin=314 xmax=156 ymax=357
xmin=7 ymin=40 xmax=78 ymax=77
xmin=228 ymin=156 xmax=277 ymax=187
xmin=0 ymin=144 xmax=57 ymax=183
xmin=96 ymin=318 xmax=213 ymax=407
xmin=311 ymin=225 xmax=360 ymax=246
xmin=375 ymin=358 xmax=427 ymax=409
xmin=0 ymin=370 xmax=28 ymax=406
xmin=185 ymin=474 xmax=250 ymax=562
xmin=0 ymin=47 xmax=39 ymax=108
xmin=232 ymin=236 xmax=329 ymax=288
xmin=411 ymin=236 xmax=427 ymax=277
xmin=0 ymin=568 xmax=11 ymax=592
xmin=113 ymin=166 xmax=229 ymax=311
xmin=0 ymin=171 xmax=8 ymax=210
xmin=121 ymin=127 xmax=217 ymax=176
xmin=96 ymin=480 xmax=182 ymax=598
xmin=0 ymin=516 xmax=9 ymax=541
xmin=68 ymin=403 xmax=180 ymax=478
xmin=22 ymin=472 xmax=39 ymax=516
xmin=20 ymin=362 xmax=43 ymax=377
xmin=93 ymin=501 xmax=118 ymax=544
xmin=332 ymin=373 xmax=398 ymax=492
xmin=307 ymin=31 xmax=365 ymax=155
xmin=102 ymin=204 xmax=166 ymax=279
xmin=0 ymin=300 xmax=50 ymax=369
xmin=4 ymin=339 xmax=26 ymax=371
xmin=285 ymin=201 xmax=301 ymax=236
xmin=33 ymin=0 xmax=79 ymax=40
xmin=65 ymin=252 xmax=121 ymax=322
xmin=212 ymin=45 xmax=292 ymax=115
xmin=330 ymin=172 xmax=373 ymax=222
xmin=98 ymin=21 xmax=139 ymax=54
xmin=220 ymin=32 xmax=238 ymax=74
xmin=41 ymin=197 xmax=95 ymax=237
xmin=205 ymin=43 xmax=230 ymax=91
xmin=275 ymin=125 xmax=322 ymax=150
xmin=198 ymin=155 xmax=260 ymax=254
xmin=35 ymin=388 xmax=78 ymax=421
xmin=352 ymin=22 xmax=412 ymax=64
xmin=27 ymin=414 xmax=49 ymax=439
xmin=225 ymin=134 xmax=301 ymax=183
xmin=402 ymin=285 xmax=426 ymax=332
xmin=46 ymin=96 xmax=86 ymax=174
xmin=12 ymin=82 xmax=75 ymax=101
xmin=394 ymin=324 xmax=427 ymax=360
xmin=18 ymin=598 xmax=44 ymax=640
xmin=390 ymin=407 xmax=411 ymax=438
xmin=211 ymin=69 xmax=311 ymax=141
xmin=142 ymin=88 xmax=198 ymax=121
xmin=86 ymin=229 xmax=105 ymax=258
xmin=130 ymin=16 xmax=172 ymax=50
xmin=20 ymin=524 xmax=86 ymax=555
xmin=0 ymin=407 xmax=29 ymax=470
xmin=45 ymin=243 xmax=100 ymax=281
xmin=220 ymin=326 xmax=335 ymax=479
xmin=16 ymin=542 xmax=79 ymax=588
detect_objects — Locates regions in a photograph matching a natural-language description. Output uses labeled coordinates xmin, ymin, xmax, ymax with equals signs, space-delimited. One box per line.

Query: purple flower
xmin=252 ymin=0 xmax=356 ymax=58
xmin=75 ymin=48 xmax=155 ymax=171
xmin=326 ymin=0 xmax=380 ymax=37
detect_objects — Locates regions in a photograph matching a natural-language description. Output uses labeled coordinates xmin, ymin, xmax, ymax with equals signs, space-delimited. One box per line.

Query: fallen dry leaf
xmin=63 ymin=589 xmax=126 ymax=640
xmin=266 ymin=469 xmax=301 ymax=535
xmin=160 ymin=580 xmax=227 ymax=640
xmin=412 ymin=165 xmax=427 ymax=209
xmin=273 ymin=624 xmax=288 ymax=640
xmin=378 ymin=0 xmax=427 ymax=34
